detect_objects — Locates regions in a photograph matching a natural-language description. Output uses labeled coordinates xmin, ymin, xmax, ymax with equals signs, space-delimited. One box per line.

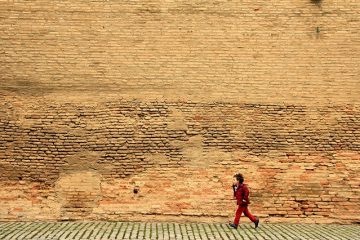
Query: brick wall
xmin=0 ymin=0 xmax=359 ymax=223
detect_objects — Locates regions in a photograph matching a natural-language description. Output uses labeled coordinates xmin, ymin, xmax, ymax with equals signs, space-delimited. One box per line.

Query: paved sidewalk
xmin=0 ymin=221 xmax=359 ymax=240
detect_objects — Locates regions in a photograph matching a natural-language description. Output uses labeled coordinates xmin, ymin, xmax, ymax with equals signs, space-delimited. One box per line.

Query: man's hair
xmin=234 ymin=173 xmax=244 ymax=183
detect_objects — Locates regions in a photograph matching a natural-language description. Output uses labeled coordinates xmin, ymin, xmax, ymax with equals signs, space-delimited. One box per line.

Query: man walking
xmin=229 ymin=173 xmax=259 ymax=229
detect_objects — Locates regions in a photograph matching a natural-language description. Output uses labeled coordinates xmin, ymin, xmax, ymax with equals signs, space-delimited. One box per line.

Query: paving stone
xmin=0 ymin=222 xmax=359 ymax=240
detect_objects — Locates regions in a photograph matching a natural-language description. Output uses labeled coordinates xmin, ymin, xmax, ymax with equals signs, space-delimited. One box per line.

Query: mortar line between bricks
xmin=227 ymin=227 xmax=241 ymax=240
xmin=72 ymin=222 xmax=91 ymax=240
xmin=130 ymin=222 xmax=139 ymax=239
xmin=311 ymin=224 xmax=342 ymax=240
xmin=8 ymin=222 xmax=33 ymax=240
xmin=106 ymin=222 xmax=116 ymax=240
xmin=322 ymin=224 xmax=353 ymax=239
xmin=104 ymin=221 xmax=116 ymax=239
xmin=179 ymin=223 xmax=186 ymax=240
xmin=2 ymin=222 xmax=26 ymax=239
xmin=145 ymin=222 xmax=151 ymax=239
xmin=168 ymin=222 xmax=174 ymax=239
xmin=152 ymin=222 xmax=157 ymax=239
xmin=298 ymin=224 xmax=327 ymax=239
xmin=159 ymin=222 xmax=163 ymax=239
xmin=145 ymin=222 xmax=151 ymax=240
xmin=15 ymin=222 xmax=41 ymax=240
xmin=200 ymin=223 xmax=207 ymax=240
xmin=162 ymin=222 xmax=167 ymax=239
xmin=163 ymin=222 xmax=167 ymax=239
xmin=36 ymin=222 xmax=55 ymax=239
xmin=73 ymin=222 xmax=89 ymax=239
xmin=169 ymin=223 xmax=177 ymax=237
xmin=60 ymin=222 xmax=78 ymax=239
xmin=141 ymin=222 xmax=148 ymax=240
xmin=225 ymin=223 xmax=240 ymax=240
xmin=54 ymin=222 xmax=70 ymax=239
xmin=2 ymin=223 xmax=21 ymax=240
xmin=330 ymin=225 xmax=350 ymax=238
xmin=136 ymin=222 xmax=143 ymax=239
xmin=172 ymin=222 xmax=179 ymax=239
xmin=167 ymin=222 xmax=171 ymax=239
xmin=80 ymin=222 xmax=94 ymax=239
xmin=194 ymin=223 xmax=202 ymax=240
xmin=209 ymin=223 xmax=222 ymax=240
xmin=26 ymin=222 xmax=50 ymax=239
xmin=62 ymin=222 xmax=79 ymax=239
xmin=203 ymin=224 xmax=210 ymax=239
xmin=188 ymin=223 xmax=195 ymax=240
xmin=304 ymin=225 xmax=324 ymax=240
xmin=271 ymin=224 xmax=297 ymax=240
xmin=121 ymin=221 xmax=129 ymax=240
xmin=137 ymin=222 xmax=146 ymax=239
xmin=40 ymin=222 xmax=63 ymax=240
xmin=149 ymin=222 xmax=154 ymax=239
xmin=128 ymin=221 xmax=136 ymax=239
xmin=47 ymin=222 xmax=64 ymax=239
xmin=92 ymin=221 xmax=105 ymax=239
xmin=0 ymin=222 xmax=14 ymax=231
xmin=114 ymin=222 xmax=124 ymax=240
xmin=196 ymin=223 xmax=204 ymax=240
xmin=152 ymin=222 xmax=157 ymax=240
xmin=208 ymin=223 xmax=218 ymax=240
xmin=67 ymin=222 xmax=85 ymax=239
xmin=116 ymin=222 xmax=125 ymax=239
xmin=221 ymin=223 xmax=234 ymax=240
xmin=194 ymin=222 xmax=202 ymax=240
xmin=338 ymin=226 xmax=360 ymax=239
xmin=260 ymin=224 xmax=282 ymax=240
xmin=89 ymin=221 xmax=101 ymax=239
xmin=156 ymin=222 xmax=160 ymax=240
xmin=81 ymin=222 xmax=96 ymax=240
xmin=185 ymin=223 xmax=192 ymax=240
xmin=54 ymin=222 xmax=74 ymax=239
xmin=96 ymin=221 xmax=111 ymax=239
xmin=45 ymin=222 xmax=62 ymax=239
xmin=213 ymin=223 xmax=226 ymax=240
xmin=104 ymin=221 xmax=115 ymax=239
xmin=293 ymin=224 xmax=327 ymax=240
xmin=238 ymin=224 xmax=254 ymax=240
xmin=134 ymin=222 xmax=140 ymax=239
xmin=259 ymin=224 xmax=285 ymax=239
xmin=203 ymin=223 xmax=216 ymax=239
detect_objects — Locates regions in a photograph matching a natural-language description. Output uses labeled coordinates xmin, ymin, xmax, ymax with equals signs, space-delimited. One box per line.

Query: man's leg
xmin=243 ymin=207 xmax=260 ymax=228
xmin=243 ymin=207 xmax=257 ymax=222
xmin=233 ymin=205 xmax=245 ymax=226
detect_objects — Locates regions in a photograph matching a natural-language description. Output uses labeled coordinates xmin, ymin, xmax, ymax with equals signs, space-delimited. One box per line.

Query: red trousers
xmin=234 ymin=205 xmax=257 ymax=225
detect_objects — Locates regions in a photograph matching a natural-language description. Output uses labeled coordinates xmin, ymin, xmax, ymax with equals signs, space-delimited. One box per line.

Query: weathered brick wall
xmin=0 ymin=0 xmax=359 ymax=223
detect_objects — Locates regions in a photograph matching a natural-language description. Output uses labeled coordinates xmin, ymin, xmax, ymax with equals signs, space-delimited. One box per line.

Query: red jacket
xmin=233 ymin=183 xmax=250 ymax=206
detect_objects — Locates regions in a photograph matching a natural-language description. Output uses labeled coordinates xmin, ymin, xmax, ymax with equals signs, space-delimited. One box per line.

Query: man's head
xmin=234 ymin=173 xmax=244 ymax=184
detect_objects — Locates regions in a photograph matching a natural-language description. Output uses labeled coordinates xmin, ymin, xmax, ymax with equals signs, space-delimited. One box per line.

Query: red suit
xmin=233 ymin=183 xmax=257 ymax=225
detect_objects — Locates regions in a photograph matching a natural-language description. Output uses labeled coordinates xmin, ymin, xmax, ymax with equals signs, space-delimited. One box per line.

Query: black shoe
xmin=254 ymin=217 xmax=259 ymax=229
xmin=229 ymin=223 xmax=238 ymax=229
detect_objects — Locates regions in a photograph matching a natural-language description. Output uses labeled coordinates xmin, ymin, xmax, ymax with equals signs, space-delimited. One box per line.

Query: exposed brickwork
xmin=0 ymin=96 xmax=359 ymax=223
xmin=1 ymin=0 xmax=359 ymax=104
xmin=0 ymin=0 xmax=359 ymax=223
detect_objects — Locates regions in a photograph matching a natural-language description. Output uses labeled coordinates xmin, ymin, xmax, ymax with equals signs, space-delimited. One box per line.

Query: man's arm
xmin=243 ymin=184 xmax=250 ymax=204
xmin=232 ymin=184 xmax=237 ymax=197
